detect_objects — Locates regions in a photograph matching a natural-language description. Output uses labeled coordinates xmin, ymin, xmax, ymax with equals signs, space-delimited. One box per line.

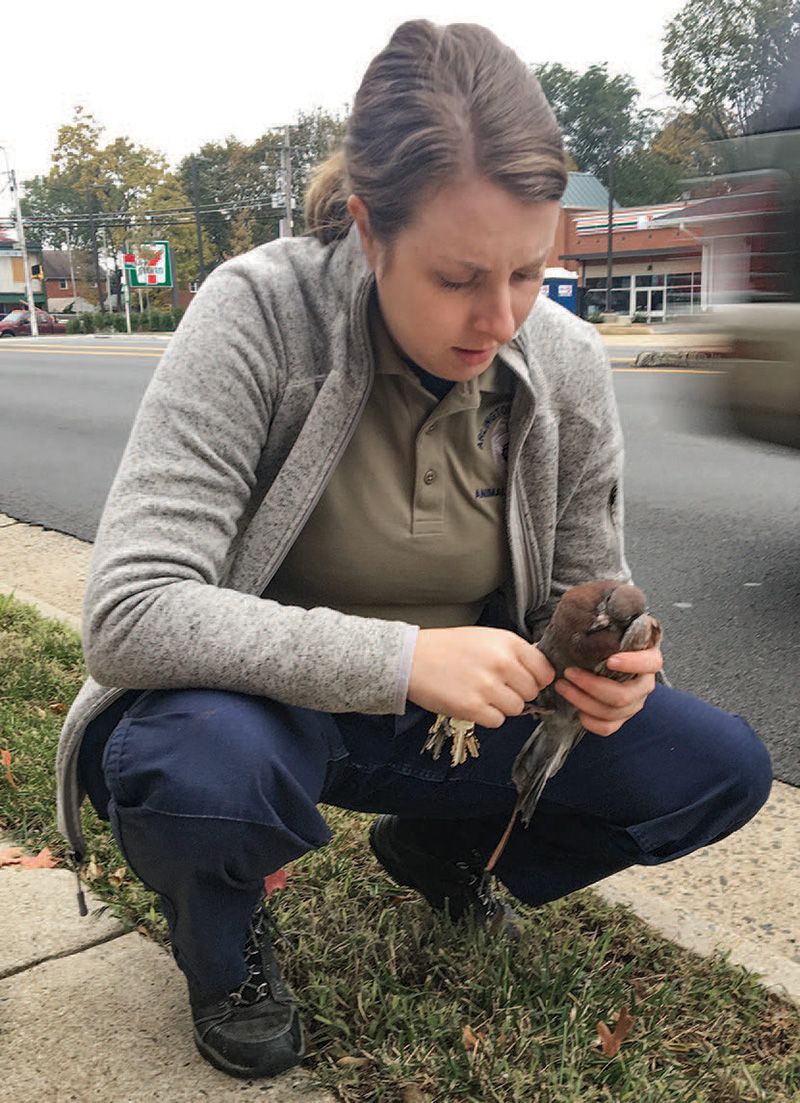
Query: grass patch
xmin=1 ymin=591 xmax=798 ymax=1102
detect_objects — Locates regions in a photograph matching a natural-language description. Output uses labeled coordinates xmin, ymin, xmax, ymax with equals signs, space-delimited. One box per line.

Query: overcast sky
xmin=1 ymin=0 xmax=687 ymax=197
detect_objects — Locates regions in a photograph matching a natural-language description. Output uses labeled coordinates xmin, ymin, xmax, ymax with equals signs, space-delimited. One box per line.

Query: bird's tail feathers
xmin=511 ymin=720 xmax=585 ymax=826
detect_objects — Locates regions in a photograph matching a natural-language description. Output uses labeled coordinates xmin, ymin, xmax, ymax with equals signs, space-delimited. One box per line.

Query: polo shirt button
xmin=423 ymin=469 xmax=437 ymax=485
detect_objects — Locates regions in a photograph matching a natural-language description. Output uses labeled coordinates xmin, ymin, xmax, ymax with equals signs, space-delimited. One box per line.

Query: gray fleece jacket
xmin=56 ymin=222 xmax=631 ymax=863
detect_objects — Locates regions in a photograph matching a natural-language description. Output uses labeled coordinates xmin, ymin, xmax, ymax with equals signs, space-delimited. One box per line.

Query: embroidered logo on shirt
xmin=477 ymin=404 xmax=511 ymax=474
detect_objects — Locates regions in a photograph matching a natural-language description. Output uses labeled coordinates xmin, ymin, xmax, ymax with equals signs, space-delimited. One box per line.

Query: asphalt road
xmin=1 ymin=336 xmax=798 ymax=785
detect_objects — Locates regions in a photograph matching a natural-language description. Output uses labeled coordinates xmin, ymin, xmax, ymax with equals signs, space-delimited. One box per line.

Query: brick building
xmin=42 ymin=249 xmax=97 ymax=313
xmin=559 ymin=202 xmax=703 ymax=321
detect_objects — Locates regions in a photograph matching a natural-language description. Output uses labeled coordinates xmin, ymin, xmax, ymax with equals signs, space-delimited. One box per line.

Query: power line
xmin=2 ymin=195 xmax=292 ymax=229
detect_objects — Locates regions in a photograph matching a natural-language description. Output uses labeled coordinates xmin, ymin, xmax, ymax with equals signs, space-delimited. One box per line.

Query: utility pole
xmin=122 ymin=240 xmax=132 ymax=334
xmin=87 ymin=192 xmax=104 ymax=311
xmin=191 ymin=155 xmax=207 ymax=285
xmin=280 ymin=127 xmax=293 ymax=238
xmin=0 ymin=147 xmax=39 ymax=336
xmin=605 ymin=133 xmax=616 ymax=316
xmin=65 ymin=226 xmax=78 ymax=308
xmin=100 ymin=227 xmax=112 ymax=309
xmin=169 ymin=242 xmax=179 ymax=311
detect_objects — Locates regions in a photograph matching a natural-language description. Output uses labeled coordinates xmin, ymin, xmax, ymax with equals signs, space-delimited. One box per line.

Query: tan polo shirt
xmin=263 ymin=289 xmax=516 ymax=628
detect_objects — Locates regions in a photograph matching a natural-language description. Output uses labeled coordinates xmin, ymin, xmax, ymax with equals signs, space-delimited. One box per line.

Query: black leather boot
xmin=189 ymin=902 xmax=305 ymax=1079
xmin=369 ymin=814 xmax=522 ymax=940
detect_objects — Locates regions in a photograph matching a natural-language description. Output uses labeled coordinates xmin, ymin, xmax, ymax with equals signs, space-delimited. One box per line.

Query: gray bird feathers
xmin=512 ymin=580 xmax=662 ymax=824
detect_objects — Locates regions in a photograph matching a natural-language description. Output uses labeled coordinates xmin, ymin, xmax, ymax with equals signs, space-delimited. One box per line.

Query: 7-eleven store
xmin=559 ymin=203 xmax=704 ymax=322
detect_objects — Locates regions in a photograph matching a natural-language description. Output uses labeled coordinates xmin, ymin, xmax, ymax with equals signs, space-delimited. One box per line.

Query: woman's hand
xmin=407 ymin=627 xmax=556 ymax=729
xmin=553 ymin=646 xmax=663 ymax=737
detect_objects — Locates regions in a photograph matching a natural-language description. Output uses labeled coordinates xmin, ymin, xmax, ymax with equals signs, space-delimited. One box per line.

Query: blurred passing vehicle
xmin=666 ymin=57 xmax=800 ymax=450
xmin=0 ymin=309 xmax=67 ymax=337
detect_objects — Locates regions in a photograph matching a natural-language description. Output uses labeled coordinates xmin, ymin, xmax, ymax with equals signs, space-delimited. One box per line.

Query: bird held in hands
xmin=423 ymin=580 xmax=662 ymax=815
xmin=511 ymin=579 xmax=662 ymax=824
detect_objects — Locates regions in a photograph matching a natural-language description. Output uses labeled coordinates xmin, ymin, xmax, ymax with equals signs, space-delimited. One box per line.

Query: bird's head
xmin=553 ymin=580 xmax=661 ymax=667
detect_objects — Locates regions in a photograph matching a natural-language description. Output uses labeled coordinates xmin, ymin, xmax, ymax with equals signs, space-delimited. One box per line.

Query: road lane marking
xmin=11 ymin=343 xmax=166 ymax=352
xmin=0 ymin=346 xmax=162 ymax=358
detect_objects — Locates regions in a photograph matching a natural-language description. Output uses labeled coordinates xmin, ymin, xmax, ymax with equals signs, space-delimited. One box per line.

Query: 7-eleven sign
xmin=123 ymin=241 xmax=173 ymax=288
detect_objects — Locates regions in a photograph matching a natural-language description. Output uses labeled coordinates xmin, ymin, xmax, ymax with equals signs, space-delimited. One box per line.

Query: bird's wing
xmin=511 ymin=713 xmax=585 ymax=826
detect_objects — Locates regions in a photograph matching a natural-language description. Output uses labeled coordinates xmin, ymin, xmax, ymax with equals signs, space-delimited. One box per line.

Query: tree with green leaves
xmin=663 ymin=0 xmax=800 ymax=139
xmin=531 ymin=62 xmax=684 ymax=205
xmin=22 ymin=106 xmax=167 ymax=249
xmin=176 ymin=105 xmax=349 ymax=268
xmin=533 ymin=64 xmax=657 ymax=177
xmin=21 ymin=105 xmax=169 ymax=305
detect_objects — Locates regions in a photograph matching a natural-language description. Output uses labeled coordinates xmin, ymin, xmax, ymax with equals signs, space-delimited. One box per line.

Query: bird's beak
xmin=619 ymin=612 xmax=662 ymax=651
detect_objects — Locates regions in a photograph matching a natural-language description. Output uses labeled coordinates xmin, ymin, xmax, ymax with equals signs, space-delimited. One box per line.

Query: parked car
xmin=0 ymin=309 xmax=67 ymax=337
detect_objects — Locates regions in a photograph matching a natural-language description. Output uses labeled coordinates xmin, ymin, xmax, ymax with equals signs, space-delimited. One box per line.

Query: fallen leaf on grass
xmin=0 ymin=847 xmax=23 ymax=867
xmin=19 ymin=847 xmax=58 ymax=869
xmin=2 ymin=748 xmax=18 ymax=789
xmin=335 ymin=1056 xmax=371 ymax=1068
xmin=108 ymin=866 xmax=127 ymax=887
xmin=48 ymin=703 xmax=67 ymax=714
xmin=462 ymin=1024 xmax=486 ymax=1056
xmin=596 ymin=1005 xmax=635 ymax=1057
xmin=264 ymin=868 xmax=289 ymax=897
xmin=84 ymin=855 xmax=104 ymax=881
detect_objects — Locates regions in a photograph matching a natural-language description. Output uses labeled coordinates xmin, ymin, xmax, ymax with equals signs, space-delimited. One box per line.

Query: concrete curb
xmin=598 ymin=873 xmax=800 ymax=1006
xmin=634 ymin=350 xmax=727 ymax=368
xmin=0 ymin=581 xmax=81 ymax=633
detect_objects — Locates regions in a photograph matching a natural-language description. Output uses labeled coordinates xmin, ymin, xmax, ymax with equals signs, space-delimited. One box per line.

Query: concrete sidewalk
xmin=1 ymin=515 xmax=798 ymax=1101
xmin=0 ymin=834 xmax=335 ymax=1102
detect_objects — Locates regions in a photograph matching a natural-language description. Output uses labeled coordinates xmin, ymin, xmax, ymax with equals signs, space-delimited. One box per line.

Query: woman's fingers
xmin=605 ymin=646 xmax=663 ymax=676
xmin=555 ymin=671 xmax=655 ymax=721
xmin=561 ymin=668 xmax=655 ymax=709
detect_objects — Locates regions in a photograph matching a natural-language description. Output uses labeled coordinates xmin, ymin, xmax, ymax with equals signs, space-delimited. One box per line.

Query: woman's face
xmin=348 ymin=176 xmax=561 ymax=382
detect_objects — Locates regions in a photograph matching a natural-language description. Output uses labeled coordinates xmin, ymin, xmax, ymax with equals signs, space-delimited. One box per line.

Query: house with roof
xmin=42 ymin=249 xmax=97 ymax=314
xmin=0 ymin=231 xmax=46 ymax=319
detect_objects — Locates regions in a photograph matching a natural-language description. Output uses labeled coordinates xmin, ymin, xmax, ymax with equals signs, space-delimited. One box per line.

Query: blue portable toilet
xmin=540 ymin=267 xmax=578 ymax=313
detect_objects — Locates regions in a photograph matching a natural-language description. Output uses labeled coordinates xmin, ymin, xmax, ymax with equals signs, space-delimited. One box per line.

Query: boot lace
xmin=452 ymin=850 xmax=501 ymax=920
xmin=228 ymin=903 xmax=284 ymax=1007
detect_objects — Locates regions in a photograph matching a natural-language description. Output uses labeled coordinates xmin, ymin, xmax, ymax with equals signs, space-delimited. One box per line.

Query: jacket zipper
xmin=501 ymin=350 xmax=543 ymax=640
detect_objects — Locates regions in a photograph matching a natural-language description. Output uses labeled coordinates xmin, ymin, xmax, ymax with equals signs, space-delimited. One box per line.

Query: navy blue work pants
xmin=82 ymin=683 xmax=772 ymax=1002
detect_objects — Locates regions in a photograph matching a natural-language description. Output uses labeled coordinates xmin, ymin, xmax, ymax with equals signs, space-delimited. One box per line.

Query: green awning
xmin=0 ymin=292 xmax=47 ymax=304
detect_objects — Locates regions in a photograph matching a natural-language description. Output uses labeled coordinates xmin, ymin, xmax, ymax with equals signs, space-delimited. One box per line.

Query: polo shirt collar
xmin=367 ymin=287 xmax=514 ymax=397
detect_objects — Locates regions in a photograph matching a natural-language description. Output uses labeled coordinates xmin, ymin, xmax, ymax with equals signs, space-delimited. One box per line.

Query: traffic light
xmin=31 ymin=263 xmax=43 ymax=279
xmin=110 ymin=270 xmax=122 ymax=295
